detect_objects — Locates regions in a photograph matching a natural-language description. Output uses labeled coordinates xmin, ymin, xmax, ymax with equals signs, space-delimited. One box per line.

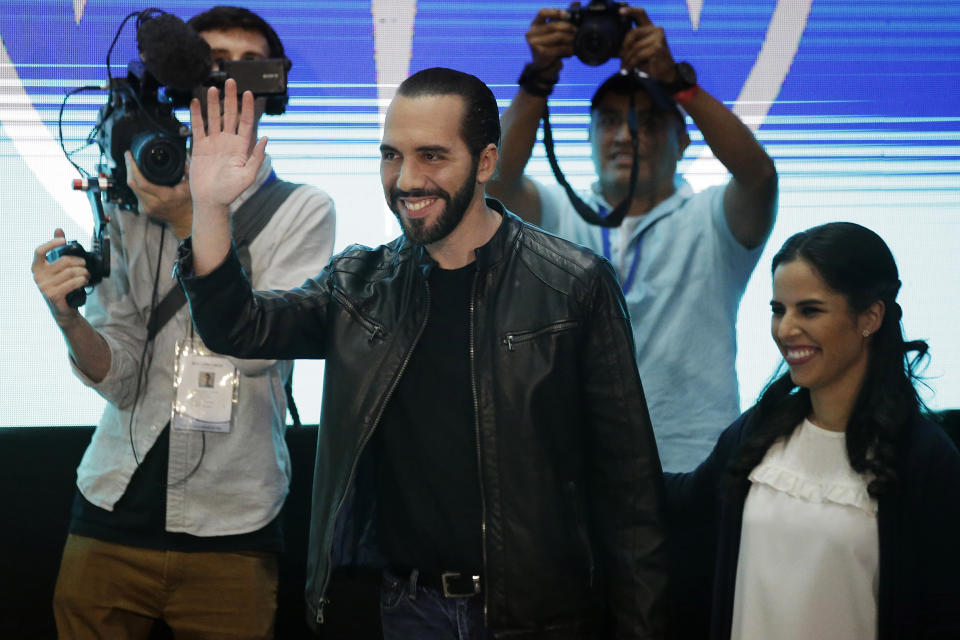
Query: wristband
xmin=672 ymin=85 xmax=698 ymax=106
xmin=518 ymin=63 xmax=558 ymax=98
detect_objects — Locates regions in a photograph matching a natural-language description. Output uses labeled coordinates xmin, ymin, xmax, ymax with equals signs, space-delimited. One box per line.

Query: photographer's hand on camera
xmin=33 ymin=230 xmax=88 ymax=322
xmin=490 ymin=3 xmax=778 ymax=244
xmin=31 ymin=229 xmax=111 ymax=382
xmin=188 ymin=79 xmax=267 ymax=276
xmin=618 ymin=7 xmax=675 ymax=81
xmin=125 ymin=151 xmax=194 ymax=239
xmin=522 ymin=8 xmax=574 ymax=95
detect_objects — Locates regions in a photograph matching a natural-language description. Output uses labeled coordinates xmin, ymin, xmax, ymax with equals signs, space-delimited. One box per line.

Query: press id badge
xmin=172 ymin=338 xmax=239 ymax=433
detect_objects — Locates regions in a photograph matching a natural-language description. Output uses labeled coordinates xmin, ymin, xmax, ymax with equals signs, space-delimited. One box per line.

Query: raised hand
xmin=527 ymin=8 xmax=575 ymax=72
xmin=188 ymin=78 xmax=268 ymax=214
xmin=619 ymin=7 xmax=676 ymax=82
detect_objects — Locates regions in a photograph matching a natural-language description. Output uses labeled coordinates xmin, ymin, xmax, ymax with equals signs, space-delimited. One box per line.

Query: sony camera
xmin=92 ymin=9 xmax=290 ymax=211
xmin=96 ymin=58 xmax=289 ymax=211
xmin=567 ymin=0 xmax=634 ymax=66
xmin=96 ymin=61 xmax=189 ymax=210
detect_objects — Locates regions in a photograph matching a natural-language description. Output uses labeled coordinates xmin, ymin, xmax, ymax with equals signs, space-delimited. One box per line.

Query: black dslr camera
xmin=567 ymin=0 xmax=634 ymax=66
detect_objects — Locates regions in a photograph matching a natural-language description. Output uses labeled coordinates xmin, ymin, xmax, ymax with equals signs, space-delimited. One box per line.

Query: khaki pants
xmin=53 ymin=534 xmax=278 ymax=640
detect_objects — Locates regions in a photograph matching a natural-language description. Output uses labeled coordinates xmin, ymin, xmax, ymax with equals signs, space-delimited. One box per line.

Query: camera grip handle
xmin=45 ymin=241 xmax=90 ymax=308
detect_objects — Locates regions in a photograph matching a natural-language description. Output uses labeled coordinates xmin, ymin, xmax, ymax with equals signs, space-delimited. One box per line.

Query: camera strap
xmin=146 ymin=174 xmax=299 ymax=342
xmin=146 ymin=174 xmax=304 ymax=426
xmin=540 ymin=90 xmax=640 ymax=228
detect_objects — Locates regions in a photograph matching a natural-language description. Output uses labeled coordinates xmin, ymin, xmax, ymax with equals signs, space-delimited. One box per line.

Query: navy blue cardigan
xmin=665 ymin=410 xmax=960 ymax=640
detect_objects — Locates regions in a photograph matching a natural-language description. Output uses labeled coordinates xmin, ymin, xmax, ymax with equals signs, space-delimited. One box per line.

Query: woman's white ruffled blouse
xmin=731 ymin=419 xmax=879 ymax=640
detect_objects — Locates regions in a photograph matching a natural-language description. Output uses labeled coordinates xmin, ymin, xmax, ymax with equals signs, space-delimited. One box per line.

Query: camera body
xmin=97 ymin=61 xmax=188 ymax=211
xmin=45 ymin=240 xmax=110 ymax=308
xmin=96 ymin=59 xmax=289 ymax=211
xmin=567 ymin=0 xmax=633 ymax=66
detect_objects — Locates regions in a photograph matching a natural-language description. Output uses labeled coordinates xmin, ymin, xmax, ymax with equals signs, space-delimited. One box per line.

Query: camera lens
xmin=575 ymin=21 xmax=618 ymax=66
xmin=130 ymin=131 xmax=186 ymax=186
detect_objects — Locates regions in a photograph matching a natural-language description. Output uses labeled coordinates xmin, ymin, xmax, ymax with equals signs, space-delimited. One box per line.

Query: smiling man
xmin=179 ymin=67 xmax=667 ymax=638
xmin=489 ymin=6 xmax=779 ymax=472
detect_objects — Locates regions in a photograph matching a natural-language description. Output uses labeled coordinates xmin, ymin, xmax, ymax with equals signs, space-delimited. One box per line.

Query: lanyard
xmin=599 ymin=204 xmax=644 ymax=294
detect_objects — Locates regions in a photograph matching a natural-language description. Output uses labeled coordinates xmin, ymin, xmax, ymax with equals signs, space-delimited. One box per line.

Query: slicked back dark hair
xmin=727 ymin=222 xmax=929 ymax=498
xmin=187 ymin=6 xmax=286 ymax=63
xmin=397 ymin=67 xmax=501 ymax=157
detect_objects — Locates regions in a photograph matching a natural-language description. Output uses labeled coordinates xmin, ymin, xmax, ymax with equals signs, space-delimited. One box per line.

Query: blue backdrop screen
xmin=1 ymin=0 xmax=958 ymax=426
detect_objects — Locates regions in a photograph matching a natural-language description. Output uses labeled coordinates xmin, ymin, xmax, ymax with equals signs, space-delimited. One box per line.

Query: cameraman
xmin=488 ymin=5 xmax=778 ymax=472
xmin=30 ymin=7 xmax=335 ymax=638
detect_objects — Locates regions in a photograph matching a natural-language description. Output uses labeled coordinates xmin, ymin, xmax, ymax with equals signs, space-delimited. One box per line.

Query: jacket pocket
xmin=332 ymin=287 xmax=385 ymax=342
xmin=502 ymin=320 xmax=579 ymax=352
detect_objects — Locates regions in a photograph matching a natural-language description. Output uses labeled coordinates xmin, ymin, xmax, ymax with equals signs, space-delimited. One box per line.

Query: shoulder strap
xmin=233 ymin=178 xmax=300 ymax=274
xmin=146 ymin=178 xmax=301 ymax=342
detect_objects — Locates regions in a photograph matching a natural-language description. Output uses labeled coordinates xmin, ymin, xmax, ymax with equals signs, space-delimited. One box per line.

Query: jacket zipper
xmin=502 ymin=320 xmax=579 ymax=351
xmin=314 ymin=279 xmax=431 ymax=624
xmin=469 ymin=269 xmax=490 ymax=622
xmin=332 ymin=287 xmax=385 ymax=341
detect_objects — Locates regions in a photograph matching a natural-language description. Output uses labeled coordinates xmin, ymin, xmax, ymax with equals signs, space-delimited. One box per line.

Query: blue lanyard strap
xmin=602 ymin=227 xmax=643 ymax=294
xmin=599 ymin=204 xmax=643 ymax=294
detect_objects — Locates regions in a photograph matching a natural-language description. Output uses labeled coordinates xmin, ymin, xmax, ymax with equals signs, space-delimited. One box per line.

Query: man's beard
xmin=389 ymin=159 xmax=479 ymax=245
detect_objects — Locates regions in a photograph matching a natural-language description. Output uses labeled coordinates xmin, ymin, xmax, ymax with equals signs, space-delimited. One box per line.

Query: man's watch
xmin=660 ymin=62 xmax=697 ymax=93
xmin=660 ymin=62 xmax=698 ymax=103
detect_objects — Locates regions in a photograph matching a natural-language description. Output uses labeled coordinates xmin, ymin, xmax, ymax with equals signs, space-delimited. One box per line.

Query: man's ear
xmin=476 ymin=143 xmax=499 ymax=184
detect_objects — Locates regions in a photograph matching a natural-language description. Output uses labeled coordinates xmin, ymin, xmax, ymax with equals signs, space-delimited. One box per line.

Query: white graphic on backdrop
xmin=0 ymin=38 xmax=89 ymax=229
xmin=73 ymin=0 xmax=86 ymax=24
xmin=685 ymin=0 xmax=814 ymax=188
xmin=371 ymin=0 xmax=418 ymax=235
xmin=686 ymin=0 xmax=704 ymax=29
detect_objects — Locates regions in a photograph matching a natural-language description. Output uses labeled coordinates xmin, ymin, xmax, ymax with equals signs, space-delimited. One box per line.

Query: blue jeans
xmin=380 ymin=569 xmax=488 ymax=640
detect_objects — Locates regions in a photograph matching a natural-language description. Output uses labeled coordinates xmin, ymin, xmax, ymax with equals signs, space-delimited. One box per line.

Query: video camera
xmin=567 ymin=0 xmax=634 ymax=66
xmin=97 ymin=9 xmax=290 ymax=211
xmin=50 ymin=8 xmax=290 ymax=307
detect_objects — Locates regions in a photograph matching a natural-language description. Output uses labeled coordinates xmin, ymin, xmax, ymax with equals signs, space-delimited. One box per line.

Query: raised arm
xmin=488 ymin=8 xmax=574 ymax=225
xmin=188 ymin=79 xmax=267 ymax=275
xmin=621 ymin=7 xmax=777 ymax=249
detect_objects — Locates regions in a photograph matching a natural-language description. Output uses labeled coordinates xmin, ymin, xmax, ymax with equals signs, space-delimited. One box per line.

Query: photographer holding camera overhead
xmin=30 ymin=6 xmax=335 ymax=638
xmin=489 ymin=2 xmax=778 ymax=472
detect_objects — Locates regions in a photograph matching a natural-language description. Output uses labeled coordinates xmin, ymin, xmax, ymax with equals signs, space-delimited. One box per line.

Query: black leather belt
xmin=392 ymin=568 xmax=482 ymax=598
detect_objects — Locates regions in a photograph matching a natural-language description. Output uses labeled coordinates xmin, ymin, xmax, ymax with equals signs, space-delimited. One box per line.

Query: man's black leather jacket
xmin=180 ymin=202 xmax=667 ymax=638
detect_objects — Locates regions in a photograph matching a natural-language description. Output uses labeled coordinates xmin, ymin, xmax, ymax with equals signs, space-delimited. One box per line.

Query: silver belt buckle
xmin=440 ymin=571 xmax=481 ymax=598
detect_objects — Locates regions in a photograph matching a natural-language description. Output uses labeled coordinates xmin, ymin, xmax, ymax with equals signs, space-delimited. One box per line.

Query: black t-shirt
xmin=373 ymin=262 xmax=483 ymax=574
xmin=70 ymin=425 xmax=283 ymax=553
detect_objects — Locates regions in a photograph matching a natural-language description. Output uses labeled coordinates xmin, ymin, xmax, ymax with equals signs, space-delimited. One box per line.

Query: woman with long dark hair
xmin=665 ymin=222 xmax=960 ymax=639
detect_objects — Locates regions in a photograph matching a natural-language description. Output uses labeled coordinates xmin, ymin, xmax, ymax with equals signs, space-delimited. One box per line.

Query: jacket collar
xmin=408 ymin=197 xmax=521 ymax=274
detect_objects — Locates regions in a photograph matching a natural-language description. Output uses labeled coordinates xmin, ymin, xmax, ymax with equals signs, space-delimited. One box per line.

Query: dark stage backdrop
xmin=2 ymin=0 xmax=958 ymax=427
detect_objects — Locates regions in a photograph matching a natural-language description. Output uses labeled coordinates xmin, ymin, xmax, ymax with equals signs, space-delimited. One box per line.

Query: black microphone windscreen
xmin=137 ymin=12 xmax=212 ymax=91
